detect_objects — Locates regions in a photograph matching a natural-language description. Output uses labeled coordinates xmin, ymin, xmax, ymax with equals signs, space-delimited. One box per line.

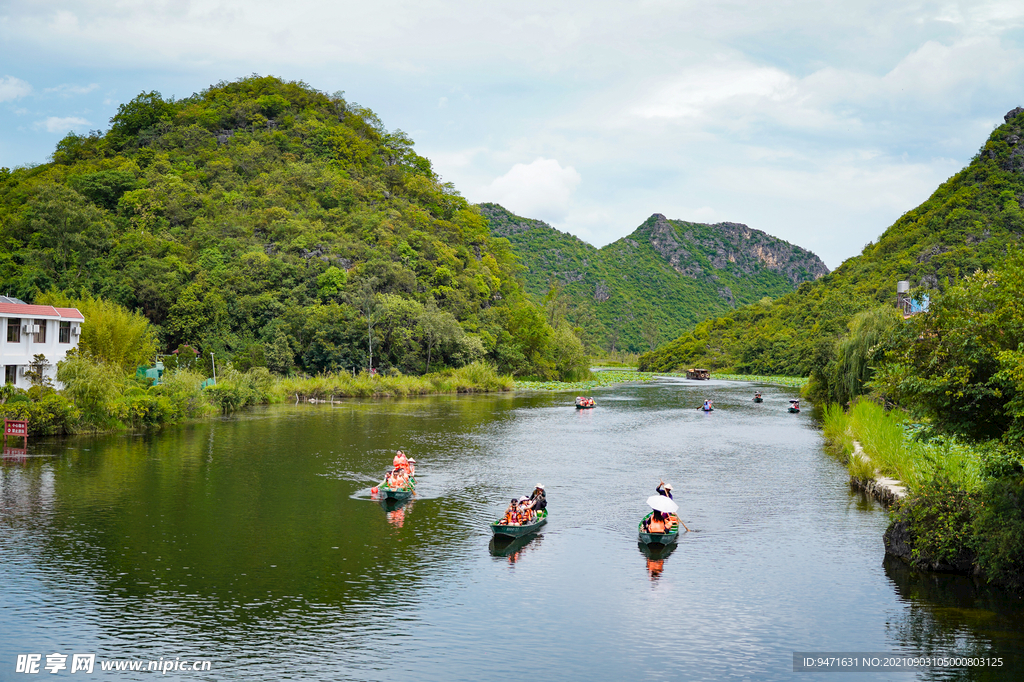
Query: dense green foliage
xmin=0 ymin=76 xmax=587 ymax=380
xmin=481 ymin=204 xmax=826 ymax=354
xmin=36 ymin=291 xmax=158 ymax=371
xmin=640 ymin=108 xmax=1024 ymax=382
xmin=820 ymin=247 xmax=1024 ymax=586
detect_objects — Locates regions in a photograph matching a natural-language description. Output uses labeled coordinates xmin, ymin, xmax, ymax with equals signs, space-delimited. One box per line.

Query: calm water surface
xmin=2 ymin=378 xmax=1023 ymax=681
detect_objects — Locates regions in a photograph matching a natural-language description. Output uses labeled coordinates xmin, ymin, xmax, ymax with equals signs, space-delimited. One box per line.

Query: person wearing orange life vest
xmin=501 ymin=498 xmax=521 ymax=526
xmin=646 ymin=511 xmax=667 ymax=533
xmin=393 ymin=450 xmax=408 ymax=470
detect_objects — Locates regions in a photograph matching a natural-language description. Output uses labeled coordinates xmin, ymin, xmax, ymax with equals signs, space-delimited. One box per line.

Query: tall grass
xmin=272 ymin=362 xmax=514 ymax=400
xmin=713 ymin=373 xmax=809 ymax=388
xmin=821 ymin=399 xmax=983 ymax=490
xmin=516 ymin=370 xmax=657 ymax=392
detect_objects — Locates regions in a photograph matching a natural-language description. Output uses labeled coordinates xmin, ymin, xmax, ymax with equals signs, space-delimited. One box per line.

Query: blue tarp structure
xmin=135 ymin=361 xmax=165 ymax=385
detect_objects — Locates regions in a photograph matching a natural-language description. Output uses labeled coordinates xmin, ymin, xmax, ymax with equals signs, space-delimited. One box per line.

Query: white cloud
xmin=484 ymin=158 xmax=581 ymax=223
xmin=0 ymin=76 xmax=32 ymax=102
xmin=44 ymin=83 xmax=99 ymax=96
xmin=34 ymin=116 xmax=90 ymax=133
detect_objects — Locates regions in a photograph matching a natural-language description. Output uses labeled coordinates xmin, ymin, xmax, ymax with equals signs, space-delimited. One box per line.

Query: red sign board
xmin=4 ymin=419 xmax=27 ymax=437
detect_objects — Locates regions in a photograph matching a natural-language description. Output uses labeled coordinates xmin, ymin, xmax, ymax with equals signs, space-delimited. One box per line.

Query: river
xmin=1 ymin=378 xmax=1023 ymax=681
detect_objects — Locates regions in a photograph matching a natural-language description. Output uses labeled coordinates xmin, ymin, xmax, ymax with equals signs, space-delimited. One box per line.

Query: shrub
xmin=893 ymin=478 xmax=977 ymax=568
xmin=973 ymin=474 xmax=1024 ymax=587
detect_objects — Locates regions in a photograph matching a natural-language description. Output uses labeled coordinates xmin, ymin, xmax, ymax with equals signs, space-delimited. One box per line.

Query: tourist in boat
xmin=405 ymin=458 xmax=416 ymax=476
xmin=665 ymin=513 xmax=678 ymax=530
xmin=501 ymin=498 xmax=521 ymax=526
xmin=393 ymin=450 xmax=409 ymax=471
xmin=518 ymin=496 xmax=534 ymax=522
xmin=656 ymin=480 xmax=673 ymax=500
xmin=389 ymin=468 xmax=409 ymax=489
xmin=646 ymin=511 xmax=668 ymax=533
xmin=754 ymin=392 xmax=762 ymax=400
xmin=702 ymin=399 xmax=712 ymax=411
xmin=527 ymin=484 xmax=546 ymax=513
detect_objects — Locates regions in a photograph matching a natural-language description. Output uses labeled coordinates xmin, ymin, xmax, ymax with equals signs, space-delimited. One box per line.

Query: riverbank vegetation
xmin=516 ymin=370 xmax=657 ymax=392
xmin=817 ymin=247 xmax=1024 ymax=587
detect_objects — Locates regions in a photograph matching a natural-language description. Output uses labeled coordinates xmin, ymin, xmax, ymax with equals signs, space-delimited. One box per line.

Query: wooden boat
xmin=575 ymin=403 xmax=595 ymax=409
xmin=379 ymin=477 xmax=415 ymax=500
xmin=788 ymin=406 xmax=800 ymax=413
xmin=638 ymin=512 xmax=680 ymax=545
xmin=491 ymin=510 xmax=548 ymax=538
xmin=700 ymin=406 xmax=714 ymax=412
xmin=752 ymin=397 xmax=763 ymax=403
xmin=686 ymin=368 xmax=710 ymax=380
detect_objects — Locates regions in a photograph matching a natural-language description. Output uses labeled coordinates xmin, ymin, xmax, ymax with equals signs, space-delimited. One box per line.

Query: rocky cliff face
xmin=478 ymin=202 xmax=830 ymax=353
xmin=632 ymin=214 xmax=829 ymax=287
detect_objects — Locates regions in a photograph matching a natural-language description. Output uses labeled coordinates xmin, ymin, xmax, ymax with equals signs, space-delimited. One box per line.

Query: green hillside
xmin=480 ymin=203 xmax=828 ymax=353
xmin=0 ymin=76 xmax=588 ymax=380
xmin=638 ymin=106 xmax=1024 ymax=379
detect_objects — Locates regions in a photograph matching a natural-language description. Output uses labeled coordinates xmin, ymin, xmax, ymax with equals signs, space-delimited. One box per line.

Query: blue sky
xmin=3 ymin=1 xmax=1024 ymax=268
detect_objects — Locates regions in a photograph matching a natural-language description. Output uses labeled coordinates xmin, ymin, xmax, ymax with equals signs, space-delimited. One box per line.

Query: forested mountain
xmin=0 ymin=76 xmax=588 ymax=379
xmin=480 ymin=203 xmax=828 ymax=352
xmin=638 ymin=106 xmax=1024 ymax=379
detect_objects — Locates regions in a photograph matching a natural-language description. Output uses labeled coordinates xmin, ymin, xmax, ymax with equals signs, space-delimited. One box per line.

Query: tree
xmin=26 ymin=354 xmax=53 ymax=388
xmin=417 ymin=300 xmax=461 ymax=372
xmin=37 ymin=291 xmax=158 ymax=372
xmin=22 ymin=185 xmax=103 ymax=284
xmin=346 ymin=278 xmax=379 ymax=372
xmin=641 ymin=315 xmax=661 ymax=352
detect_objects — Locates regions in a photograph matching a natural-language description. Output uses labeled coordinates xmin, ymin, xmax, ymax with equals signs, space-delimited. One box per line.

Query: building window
xmin=35 ymin=319 xmax=46 ymax=343
xmin=59 ymin=321 xmax=71 ymax=344
xmin=6 ymin=318 xmax=20 ymax=343
xmin=4 ymin=365 xmax=16 ymax=385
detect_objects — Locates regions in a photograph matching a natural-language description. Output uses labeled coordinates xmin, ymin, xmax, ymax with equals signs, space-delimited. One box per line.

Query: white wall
xmin=0 ymin=316 xmax=82 ymax=390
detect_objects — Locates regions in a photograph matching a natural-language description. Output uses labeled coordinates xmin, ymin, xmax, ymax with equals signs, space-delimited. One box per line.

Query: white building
xmin=0 ymin=298 xmax=84 ymax=390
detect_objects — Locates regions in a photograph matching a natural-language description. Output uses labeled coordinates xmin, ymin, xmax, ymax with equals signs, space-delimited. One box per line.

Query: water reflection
xmin=883 ymin=556 xmax=1024 ymax=680
xmin=638 ymin=542 xmax=677 ymax=583
xmin=381 ymin=498 xmax=414 ymax=528
xmin=489 ymin=533 xmax=543 ymax=566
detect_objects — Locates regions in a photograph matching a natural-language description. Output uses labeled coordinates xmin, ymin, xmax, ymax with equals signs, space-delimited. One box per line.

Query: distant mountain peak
xmin=627 ymin=213 xmax=829 ymax=287
xmin=477 ymin=202 xmax=829 ymax=352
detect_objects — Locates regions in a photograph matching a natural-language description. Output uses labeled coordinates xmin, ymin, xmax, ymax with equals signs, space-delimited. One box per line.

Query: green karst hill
xmin=639 ymin=106 xmax=1024 ymax=380
xmin=0 ymin=76 xmax=589 ymax=380
xmin=479 ymin=203 xmax=828 ymax=353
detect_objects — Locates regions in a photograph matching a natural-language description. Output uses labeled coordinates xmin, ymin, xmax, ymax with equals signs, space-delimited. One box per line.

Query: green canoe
xmin=752 ymin=397 xmax=763 ymax=403
xmin=379 ymin=477 xmax=416 ymax=500
xmin=491 ymin=509 xmax=548 ymax=538
xmin=788 ymin=407 xmax=800 ymax=413
xmin=638 ymin=512 xmax=680 ymax=545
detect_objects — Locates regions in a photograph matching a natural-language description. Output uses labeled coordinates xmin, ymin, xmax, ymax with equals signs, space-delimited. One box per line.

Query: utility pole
xmin=211 ymin=353 xmax=216 ymax=384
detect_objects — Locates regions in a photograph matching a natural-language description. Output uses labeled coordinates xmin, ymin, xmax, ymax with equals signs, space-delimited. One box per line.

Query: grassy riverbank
xmin=516 ymin=370 xmax=657 ymax=392
xmin=1 ymin=362 xmax=515 ymax=435
xmin=272 ymin=363 xmax=514 ymax=401
xmin=711 ymin=373 xmax=808 ymax=388
xmin=821 ymin=399 xmax=983 ymax=490
xmin=821 ymin=399 xmax=1024 ymax=587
